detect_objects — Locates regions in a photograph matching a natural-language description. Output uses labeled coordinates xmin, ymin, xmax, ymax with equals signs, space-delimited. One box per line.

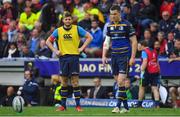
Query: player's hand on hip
xmin=78 ymin=47 xmax=84 ymax=53
xmin=102 ymin=57 xmax=108 ymax=66
xmin=129 ymin=57 xmax=135 ymax=66
xmin=54 ymin=49 xmax=61 ymax=56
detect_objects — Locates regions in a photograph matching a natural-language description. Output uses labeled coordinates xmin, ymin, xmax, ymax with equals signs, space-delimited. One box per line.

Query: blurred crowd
xmin=0 ymin=0 xmax=180 ymax=108
xmin=0 ymin=0 xmax=179 ymax=59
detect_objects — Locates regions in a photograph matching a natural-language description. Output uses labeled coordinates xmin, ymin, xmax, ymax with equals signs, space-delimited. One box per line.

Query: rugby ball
xmin=12 ymin=96 xmax=25 ymax=113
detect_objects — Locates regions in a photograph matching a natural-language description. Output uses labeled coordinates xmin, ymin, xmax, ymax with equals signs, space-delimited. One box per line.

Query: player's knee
xmin=139 ymin=86 xmax=145 ymax=91
xmin=169 ymin=87 xmax=176 ymax=94
xmin=151 ymin=86 xmax=158 ymax=93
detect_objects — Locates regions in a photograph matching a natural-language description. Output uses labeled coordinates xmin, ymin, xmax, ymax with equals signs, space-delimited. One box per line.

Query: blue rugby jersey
xmin=106 ymin=19 xmax=135 ymax=57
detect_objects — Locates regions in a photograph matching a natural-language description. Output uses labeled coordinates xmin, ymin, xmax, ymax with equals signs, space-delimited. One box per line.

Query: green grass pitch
xmin=0 ymin=107 xmax=180 ymax=116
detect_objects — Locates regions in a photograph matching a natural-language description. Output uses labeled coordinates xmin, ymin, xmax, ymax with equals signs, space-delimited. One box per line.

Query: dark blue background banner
xmin=32 ymin=59 xmax=180 ymax=77
xmin=66 ymin=98 xmax=154 ymax=108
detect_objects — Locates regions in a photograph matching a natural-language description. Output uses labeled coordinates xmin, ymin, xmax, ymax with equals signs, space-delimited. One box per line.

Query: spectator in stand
xmin=78 ymin=11 xmax=91 ymax=32
xmin=138 ymin=0 xmax=157 ymax=29
xmin=160 ymin=0 xmax=175 ymax=17
xmin=21 ymin=45 xmax=34 ymax=57
xmin=0 ymin=0 xmax=18 ymax=22
xmin=88 ymin=77 xmax=108 ymax=99
xmin=63 ymin=0 xmax=74 ymax=13
xmin=0 ymin=86 xmax=16 ymax=106
xmin=85 ymin=19 xmax=103 ymax=58
xmin=39 ymin=1 xmax=58 ymax=32
xmin=113 ymin=0 xmax=126 ymax=12
xmin=173 ymin=19 xmax=180 ymax=40
xmin=73 ymin=0 xmax=86 ymax=22
xmin=149 ymin=22 xmax=158 ymax=39
xmin=19 ymin=7 xmax=37 ymax=31
xmin=122 ymin=4 xmax=137 ymax=27
xmin=91 ymin=14 xmax=104 ymax=30
xmin=31 ymin=0 xmax=42 ymax=13
xmin=166 ymin=32 xmax=175 ymax=57
xmin=0 ymin=32 xmax=9 ymax=58
xmin=36 ymin=39 xmax=52 ymax=58
xmin=53 ymin=0 xmax=64 ymax=15
xmin=97 ymin=0 xmax=112 ymax=22
xmin=27 ymin=29 xmax=41 ymax=55
xmin=7 ymin=42 xmax=19 ymax=58
xmin=84 ymin=2 xmax=105 ymax=24
xmin=15 ymin=33 xmax=26 ymax=54
xmin=159 ymin=11 xmax=176 ymax=37
xmin=17 ymin=22 xmax=30 ymax=39
xmin=174 ymin=0 xmax=180 ymax=16
xmin=169 ymin=39 xmax=180 ymax=62
xmin=1 ymin=18 xmax=11 ymax=33
xmin=142 ymin=29 xmax=155 ymax=48
xmin=7 ymin=20 xmax=18 ymax=42
xmin=16 ymin=0 xmax=26 ymax=17
xmin=34 ymin=21 xmax=46 ymax=39
xmin=156 ymin=31 xmax=167 ymax=57
xmin=25 ymin=0 xmax=32 ymax=8
xmin=129 ymin=0 xmax=141 ymax=21
xmin=90 ymin=0 xmax=99 ymax=7
xmin=154 ymin=40 xmax=161 ymax=56
xmin=63 ymin=0 xmax=79 ymax=23
xmin=20 ymin=70 xmax=39 ymax=106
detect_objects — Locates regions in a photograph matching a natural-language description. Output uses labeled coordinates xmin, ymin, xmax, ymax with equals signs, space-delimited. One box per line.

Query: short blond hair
xmin=51 ymin=74 xmax=61 ymax=84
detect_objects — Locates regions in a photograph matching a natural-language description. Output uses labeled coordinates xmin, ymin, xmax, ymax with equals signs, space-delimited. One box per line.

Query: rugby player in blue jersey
xmin=102 ymin=5 xmax=137 ymax=113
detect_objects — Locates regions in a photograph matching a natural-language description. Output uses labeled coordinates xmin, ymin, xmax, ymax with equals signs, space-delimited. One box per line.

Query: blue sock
xmin=123 ymin=99 xmax=129 ymax=110
xmin=119 ymin=87 xmax=129 ymax=110
xmin=60 ymin=87 xmax=68 ymax=108
xmin=117 ymin=87 xmax=127 ymax=109
xmin=116 ymin=99 xmax=122 ymax=108
xmin=138 ymin=100 xmax=143 ymax=107
xmin=155 ymin=100 xmax=159 ymax=107
xmin=73 ymin=87 xmax=81 ymax=107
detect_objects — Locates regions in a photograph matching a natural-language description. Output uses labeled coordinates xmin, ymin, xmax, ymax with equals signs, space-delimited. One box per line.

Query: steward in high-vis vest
xmin=138 ymin=40 xmax=160 ymax=108
xmin=50 ymin=75 xmax=62 ymax=106
xmin=54 ymin=84 xmax=62 ymax=104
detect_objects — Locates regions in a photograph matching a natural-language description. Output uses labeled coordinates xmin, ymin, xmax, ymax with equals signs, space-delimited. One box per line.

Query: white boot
xmin=120 ymin=108 xmax=130 ymax=113
xmin=112 ymin=107 xmax=120 ymax=113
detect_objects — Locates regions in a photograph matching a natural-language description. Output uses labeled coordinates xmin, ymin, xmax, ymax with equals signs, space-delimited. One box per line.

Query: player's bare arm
xmin=129 ymin=35 xmax=137 ymax=66
xmin=102 ymin=35 xmax=110 ymax=65
xmin=79 ymin=32 xmax=92 ymax=53
xmin=46 ymin=36 xmax=61 ymax=56
xmin=141 ymin=58 xmax=148 ymax=72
